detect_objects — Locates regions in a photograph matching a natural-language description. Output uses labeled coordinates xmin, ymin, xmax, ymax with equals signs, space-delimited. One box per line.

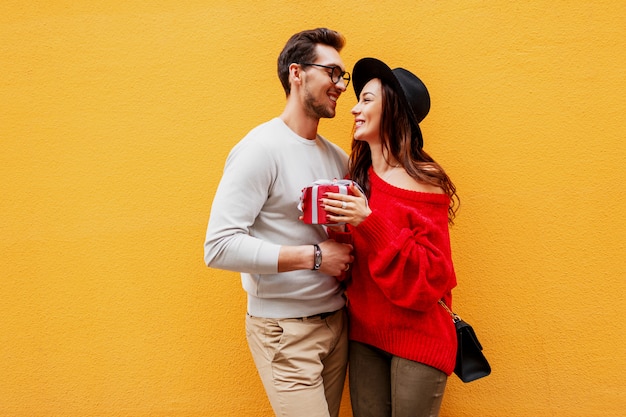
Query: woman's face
xmin=351 ymin=78 xmax=383 ymax=144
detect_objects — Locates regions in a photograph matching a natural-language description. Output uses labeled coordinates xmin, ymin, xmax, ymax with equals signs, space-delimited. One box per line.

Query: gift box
xmin=299 ymin=179 xmax=355 ymax=225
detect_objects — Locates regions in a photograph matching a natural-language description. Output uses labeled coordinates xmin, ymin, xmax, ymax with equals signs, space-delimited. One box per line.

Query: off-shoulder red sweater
xmin=339 ymin=168 xmax=458 ymax=375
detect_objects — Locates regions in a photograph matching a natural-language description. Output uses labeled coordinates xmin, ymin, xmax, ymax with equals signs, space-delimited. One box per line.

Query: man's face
xmin=300 ymin=44 xmax=348 ymax=119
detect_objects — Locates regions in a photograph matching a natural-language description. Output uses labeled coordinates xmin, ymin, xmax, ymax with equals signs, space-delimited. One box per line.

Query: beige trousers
xmin=245 ymin=309 xmax=348 ymax=417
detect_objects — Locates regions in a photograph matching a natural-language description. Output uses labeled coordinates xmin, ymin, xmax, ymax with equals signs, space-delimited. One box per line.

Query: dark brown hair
xmin=277 ymin=28 xmax=346 ymax=96
xmin=349 ymin=82 xmax=460 ymax=224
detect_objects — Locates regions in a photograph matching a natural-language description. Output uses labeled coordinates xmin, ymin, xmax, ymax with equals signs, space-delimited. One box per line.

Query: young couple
xmin=204 ymin=28 xmax=459 ymax=417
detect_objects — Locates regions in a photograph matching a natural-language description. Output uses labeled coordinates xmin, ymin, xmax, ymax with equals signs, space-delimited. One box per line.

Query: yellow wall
xmin=2 ymin=1 xmax=624 ymax=416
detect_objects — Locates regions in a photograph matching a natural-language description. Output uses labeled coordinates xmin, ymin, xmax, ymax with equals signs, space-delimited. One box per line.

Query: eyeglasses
xmin=300 ymin=63 xmax=351 ymax=87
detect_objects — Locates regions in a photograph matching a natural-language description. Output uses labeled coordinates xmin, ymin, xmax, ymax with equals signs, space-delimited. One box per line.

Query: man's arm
xmin=204 ymin=139 xmax=280 ymax=274
xmin=278 ymin=240 xmax=353 ymax=277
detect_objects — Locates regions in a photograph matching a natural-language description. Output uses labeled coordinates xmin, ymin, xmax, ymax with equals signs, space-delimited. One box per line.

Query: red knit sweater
xmin=339 ymin=168 xmax=458 ymax=375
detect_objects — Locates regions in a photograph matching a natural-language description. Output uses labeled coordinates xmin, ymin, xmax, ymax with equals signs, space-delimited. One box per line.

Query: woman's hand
xmin=322 ymin=184 xmax=371 ymax=227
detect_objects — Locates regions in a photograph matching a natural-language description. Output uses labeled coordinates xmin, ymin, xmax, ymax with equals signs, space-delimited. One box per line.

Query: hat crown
xmin=391 ymin=68 xmax=430 ymax=125
xmin=352 ymin=58 xmax=430 ymax=129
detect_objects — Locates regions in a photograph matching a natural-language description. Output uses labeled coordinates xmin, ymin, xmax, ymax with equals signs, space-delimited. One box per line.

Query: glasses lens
xmin=342 ymin=72 xmax=351 ymax=87
xmin=330 ymin=67 xmax=350 ymax=86
xmin=331 ymin=67 xmax=342 ymax=83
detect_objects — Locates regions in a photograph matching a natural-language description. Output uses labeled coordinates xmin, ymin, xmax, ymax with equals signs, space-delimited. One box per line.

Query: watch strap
xmin=312 ymin=244 xmax=322 ymax=270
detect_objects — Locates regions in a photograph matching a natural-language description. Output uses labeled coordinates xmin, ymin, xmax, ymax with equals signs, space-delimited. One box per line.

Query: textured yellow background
xmin=1 ymin=1 xmax=625 ymax=416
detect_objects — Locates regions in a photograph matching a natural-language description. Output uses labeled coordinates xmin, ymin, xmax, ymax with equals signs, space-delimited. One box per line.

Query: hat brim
xmin=353 ymin=58 xmax=402 ymax=101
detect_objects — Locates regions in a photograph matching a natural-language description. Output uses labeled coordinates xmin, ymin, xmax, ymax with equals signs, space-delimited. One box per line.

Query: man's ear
xmin=289 ymin=63 xmax=303 ymax=87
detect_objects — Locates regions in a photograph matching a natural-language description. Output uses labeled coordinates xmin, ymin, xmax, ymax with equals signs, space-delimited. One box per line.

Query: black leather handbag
xmin=439 ymin=300 xmax=491 ymax=383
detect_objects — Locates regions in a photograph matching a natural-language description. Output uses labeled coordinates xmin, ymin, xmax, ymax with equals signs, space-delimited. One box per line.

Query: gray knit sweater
xmin=204 ymin=118 xmax=348 ymax=318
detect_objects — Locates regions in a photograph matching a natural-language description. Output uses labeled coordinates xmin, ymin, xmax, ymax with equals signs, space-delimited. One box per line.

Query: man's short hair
xmin=277 ymin=28 xmax=346 ymax=96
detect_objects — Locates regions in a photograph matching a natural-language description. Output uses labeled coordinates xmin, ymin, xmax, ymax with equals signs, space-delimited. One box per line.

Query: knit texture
xmin=345 ymin=168 xmax=458 ymax=375
xmin=205 ymin=118 xmax=348 ymax=318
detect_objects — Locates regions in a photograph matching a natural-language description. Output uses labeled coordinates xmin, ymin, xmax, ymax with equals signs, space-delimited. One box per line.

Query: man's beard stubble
xmin=303 ymin=87 xmax=335 ymax=119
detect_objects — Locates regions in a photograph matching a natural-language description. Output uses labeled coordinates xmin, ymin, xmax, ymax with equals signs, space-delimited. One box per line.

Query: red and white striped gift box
xmin=299 ymin=179 xmax=354 ymax=225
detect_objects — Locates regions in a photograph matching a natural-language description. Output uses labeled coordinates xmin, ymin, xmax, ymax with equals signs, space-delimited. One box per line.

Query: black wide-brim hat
xmin=352 ymin=57 xmax=430 ymax=149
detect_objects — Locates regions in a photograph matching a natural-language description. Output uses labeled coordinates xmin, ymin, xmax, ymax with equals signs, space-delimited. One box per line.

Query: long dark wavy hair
xmin=349 ymin=81 xmax=460 ymax=224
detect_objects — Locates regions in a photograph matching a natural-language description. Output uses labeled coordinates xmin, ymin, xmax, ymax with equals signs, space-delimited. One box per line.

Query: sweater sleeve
xmin=353 ymin=206 xmax=455 ymax=312
xmin=204 ymin=138 xmax=281 ymax=274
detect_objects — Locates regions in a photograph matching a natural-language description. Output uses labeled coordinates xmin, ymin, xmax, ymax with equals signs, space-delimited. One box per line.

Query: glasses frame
xmin=299 ymin=63 xmax=351 ymax=87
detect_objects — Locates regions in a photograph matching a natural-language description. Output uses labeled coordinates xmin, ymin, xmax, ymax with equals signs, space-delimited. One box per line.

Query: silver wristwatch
xmin=312 ymin=244 xmax=322 ymax=270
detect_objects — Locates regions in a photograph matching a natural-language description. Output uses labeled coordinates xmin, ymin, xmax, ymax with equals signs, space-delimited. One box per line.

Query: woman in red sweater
xmin=323 ymin=58 xmax=460 ymax=417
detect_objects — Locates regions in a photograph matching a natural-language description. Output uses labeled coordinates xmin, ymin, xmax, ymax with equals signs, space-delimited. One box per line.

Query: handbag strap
xmin=438 ymin=299 xmax=461 ymax=323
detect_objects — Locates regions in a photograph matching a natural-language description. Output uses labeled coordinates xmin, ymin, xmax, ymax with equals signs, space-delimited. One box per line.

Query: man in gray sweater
xmin=204 ymin=28 xmax=353 ymax=417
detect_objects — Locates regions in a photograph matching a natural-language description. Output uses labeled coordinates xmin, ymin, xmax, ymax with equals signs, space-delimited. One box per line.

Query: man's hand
xmin=318 ymin=239 xmax=353 ymax=277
